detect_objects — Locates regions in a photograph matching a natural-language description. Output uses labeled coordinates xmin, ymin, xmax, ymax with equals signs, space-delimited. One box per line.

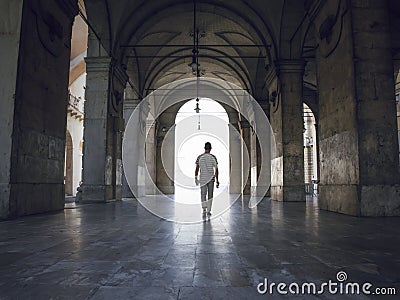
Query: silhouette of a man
xmin=195 ymin=142 xmax=219 ymax=216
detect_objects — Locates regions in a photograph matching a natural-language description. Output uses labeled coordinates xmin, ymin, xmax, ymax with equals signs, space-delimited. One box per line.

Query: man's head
xmin=204 ymin=142 xmax=212 ymax=152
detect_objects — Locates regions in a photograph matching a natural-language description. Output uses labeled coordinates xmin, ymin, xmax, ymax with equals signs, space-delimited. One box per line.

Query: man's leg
xmin=207 ymin=181 xmax=214 ymax=213
xmin=200 ymin=184 xmax=207 ymax=213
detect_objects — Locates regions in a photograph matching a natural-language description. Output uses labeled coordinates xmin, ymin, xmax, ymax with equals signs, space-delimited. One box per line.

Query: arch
xmin=123 ymin=77 xmax=274 ymax=211
xmin=113 ymin=0 xmax=278 ymax=96
xmin=115 ymin=1 xmax=277 ymax=59
xmin=173 ymin=98 xmax=230 ymax=203
xmin=142 ymin=48 xmax=254 ymax=94
xmin=65 ymin=130 xmax=74 ymax=196
xmin=303 ymin=103 xmax=318 ymax=195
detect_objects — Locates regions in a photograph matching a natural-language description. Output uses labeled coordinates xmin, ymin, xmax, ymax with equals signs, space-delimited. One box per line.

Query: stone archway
xmin=303 ymin=103 xmax=318 ymax=195
xmin=173 ymin=98 xmax=230 ymax=198
xmin=122 ymin=77 xmax=273 ymax=202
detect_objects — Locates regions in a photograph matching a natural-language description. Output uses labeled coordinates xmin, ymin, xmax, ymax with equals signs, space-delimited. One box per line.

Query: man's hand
xmin=195 ymin=177 xmax=199 ymax=186
xmin=216 ymin=181 xmax=220 ymax=188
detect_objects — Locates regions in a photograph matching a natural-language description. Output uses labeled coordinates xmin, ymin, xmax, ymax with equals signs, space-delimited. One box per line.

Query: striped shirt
xmin=195 ymin=153 xmax=218 ymax=184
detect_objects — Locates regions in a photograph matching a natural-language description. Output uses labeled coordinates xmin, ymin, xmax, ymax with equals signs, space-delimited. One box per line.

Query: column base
xmin=145 ymin=186 xmax=158 ymax=195
xmin=360 ymin=184 xmax=400 ymax=216
xmin=251 ymin=186 xmax=271 ymax=197
xmin=0 ymin=183 xmax=11 ymax=219
xmin=122 ymin=182 xmax=134 ymax=198
xmin=80 ymin=184 xmax=115 ymax=203
xmin=319 ymin=184 xmax=358 ymax=215
xmin=115 ymin=185 xmax=122 ymax=201
xmin=129 ymin=185 xmax=146 ymax=197
xmin=157 ymin=185 xmax=174 ymax=194
xmin=271 ymin=185 xmax=305 ymax=202
xmin=229 ymin=183 xmax=242 ymax=194
xmin=320 ymin=184 xmax=400 ymax=216
xmin=9 ymin=183 xmax=64 ymax=218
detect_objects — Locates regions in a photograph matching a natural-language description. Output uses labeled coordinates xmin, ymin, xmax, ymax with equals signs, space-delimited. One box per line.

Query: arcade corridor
xmin=1 ymin=0 xmax=400 ymax=298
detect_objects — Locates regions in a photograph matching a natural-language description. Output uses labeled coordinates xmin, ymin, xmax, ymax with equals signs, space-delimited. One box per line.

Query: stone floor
xmin=0 ymin=196 xmax=399 ymax=299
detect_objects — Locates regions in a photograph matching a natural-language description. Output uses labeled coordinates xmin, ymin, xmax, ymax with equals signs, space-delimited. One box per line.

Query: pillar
xmin=156 ymin=124 xmax=175 ymax=194
xmin=145 ymin=119 xmax=157 ymax=195
xmin=121 ymin=97 xmax=138 ymax=198
xmin=239 ymin=120 xmax=252 ymax=195
xmin=0 ymin=0 xmax=24 ymax=219
xmin=229 ymin=120 xmax=242 ymax=194
xmin=0 ymin=0 xmax=78 ymax=219
xmin=252 ymin=100 xmax=271 ymax=197
xmin=155 ymin=107 xmax=176 ymax=194
xmin=269 ymin=60 xmax=306 ymax=202
xmin=81 ymin=57 xmax=127 ymax=202
xmin=315 ymin=0 xmax=400 ymax=216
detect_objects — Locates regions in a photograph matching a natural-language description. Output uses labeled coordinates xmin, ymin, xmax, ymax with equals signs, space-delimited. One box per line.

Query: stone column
xmin=269 ymin=60 xmax=305 ymax=202
xmin=229 ymin=120 xmax=242 ymax=194
xmin=252 ymin=100 xmax=271 ymax=197
xmin=81 ymin=57 xmax=127 ymax=202
xmin=154 ymin=105 xmax=176 ymax=194
xmin=251 ymin=126 xmax=257 ymax=195
xmin=156 ymin=124 xmax=175 ymax=194
xmin=145 ymin=119 xmax=157 ymax=195
xmin=315 ymin=0 xmax=400 ymax=216
xmin=0 ymin=0 xmax=77 ymax=219
xmin=0 ymin=0 xmax=24 ymax=219
xmin=122 ymin=98 xmax=139 ymax=198
xmin=239 ymin=120 xmax=251 ymax=195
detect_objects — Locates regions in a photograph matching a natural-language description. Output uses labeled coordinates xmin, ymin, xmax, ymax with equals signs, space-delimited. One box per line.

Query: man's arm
xmin=215 ymin=166 xmax=219 ymax=188
xmin=195 ymin=164 xmax=199 ymax=185
xmin=212 ymin=155 xmax=220 ymax=188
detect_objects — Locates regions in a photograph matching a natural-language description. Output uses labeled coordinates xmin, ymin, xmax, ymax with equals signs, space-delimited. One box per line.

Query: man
xmin=195 ymin=142 xmax=219 ymax=217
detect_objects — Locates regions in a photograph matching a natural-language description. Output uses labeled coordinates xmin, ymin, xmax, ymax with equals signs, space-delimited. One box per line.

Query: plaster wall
xmin=70 ymin=72 xmax=86 ymax=99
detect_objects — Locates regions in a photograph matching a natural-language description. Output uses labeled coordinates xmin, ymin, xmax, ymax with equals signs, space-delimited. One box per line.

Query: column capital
xmin=275 ymin=60 xmax=306 ymax=75
xmin=124 ymin=98 xmax=141 ymax=110
xmin=85 ymin=57 xmax=112 ymax=73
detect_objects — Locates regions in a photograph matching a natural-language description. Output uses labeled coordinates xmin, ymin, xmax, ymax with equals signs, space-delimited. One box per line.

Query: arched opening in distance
xmin=303 ymin=103 xmax=318 ymax=196
xmin=174 ymin=98 xmax=229 ymax=204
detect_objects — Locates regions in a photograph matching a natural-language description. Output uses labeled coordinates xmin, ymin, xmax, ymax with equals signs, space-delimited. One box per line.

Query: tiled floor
xmin=0 ymin=196 xmax=399 ymax=299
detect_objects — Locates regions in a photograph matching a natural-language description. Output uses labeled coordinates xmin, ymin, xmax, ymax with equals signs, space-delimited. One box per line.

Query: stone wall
xmin=5 ymin=0 xmax=78 ymax=218
xmin=315 ymin=0 xmax=400 ymax=216
xmin=0 ymin=0 xmax=24 ymax=219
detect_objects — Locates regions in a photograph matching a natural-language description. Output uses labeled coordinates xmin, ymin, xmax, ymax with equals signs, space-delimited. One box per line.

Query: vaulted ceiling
xmin=83 ymin=0 xmax=306 ymax=99
xmin=78 ymin=0 xmax=400 ymax=99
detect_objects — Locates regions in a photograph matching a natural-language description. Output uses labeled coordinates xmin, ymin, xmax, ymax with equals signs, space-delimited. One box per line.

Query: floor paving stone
xmin=0 ymin=197 xmax=399 ymax=299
